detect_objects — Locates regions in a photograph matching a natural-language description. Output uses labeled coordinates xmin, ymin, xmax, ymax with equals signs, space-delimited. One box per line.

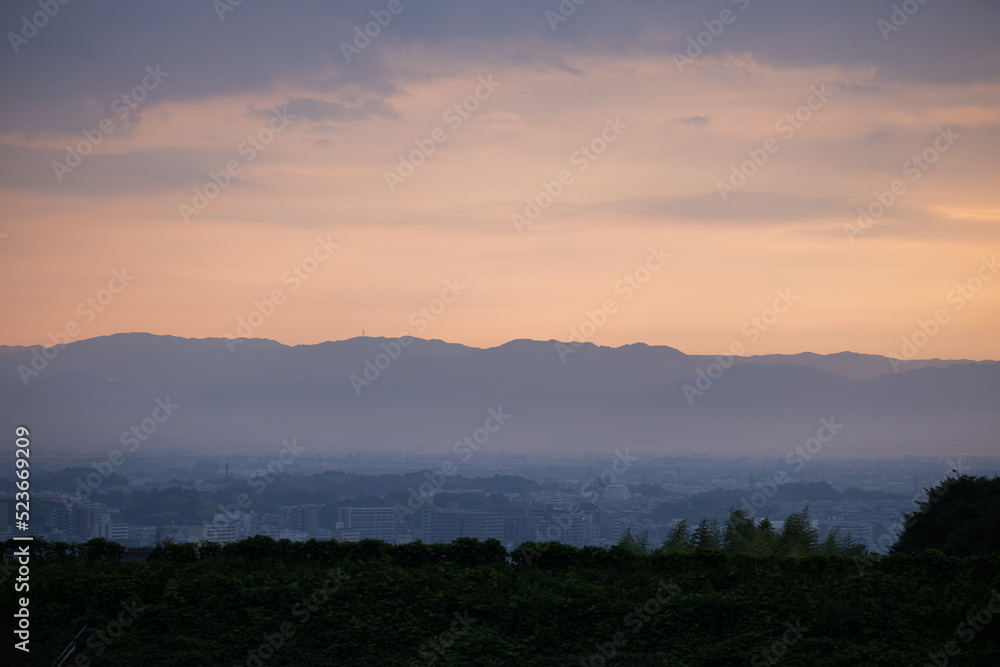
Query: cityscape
xmin=4 ymin=451 xmax=992 ymax=555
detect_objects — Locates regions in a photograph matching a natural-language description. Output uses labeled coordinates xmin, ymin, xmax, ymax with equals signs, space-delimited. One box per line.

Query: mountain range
xmin=1 ymin=333 xmax=996 ymax=458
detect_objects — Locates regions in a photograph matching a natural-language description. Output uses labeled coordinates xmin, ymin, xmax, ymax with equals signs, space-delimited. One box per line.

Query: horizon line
xmin=2 ymin=330 xmax=996 ymax=364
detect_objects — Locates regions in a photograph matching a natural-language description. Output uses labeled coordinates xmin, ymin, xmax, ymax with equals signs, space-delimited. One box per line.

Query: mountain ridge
xmin=1 ymin=333 xmax=995 ymax=457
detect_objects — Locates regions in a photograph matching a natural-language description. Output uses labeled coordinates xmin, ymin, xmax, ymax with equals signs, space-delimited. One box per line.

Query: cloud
xmin=478 ymin=111 xmax=526 ymax=131
xmin=0 ymin=1 xmax=997 ymax=136
xmin=665 ymin=115 xmax=711 ymax=129
xmin=601 ymin=191 xmax=856 ymax=224
xmin=0 ymin=143 xmax=212 ymax=194
xmin=680 ymin=115 xmax=710 ymax=126
xmin=248 ymin=96 xmax=399 ymax=124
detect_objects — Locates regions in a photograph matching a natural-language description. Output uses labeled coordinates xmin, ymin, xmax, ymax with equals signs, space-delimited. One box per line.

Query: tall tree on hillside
xmin=691 ymin=517 xmax=722 ymax=549
xmin=660 ymin=519 xmax=692 ymax=552
xmin=617 ymin=526 xmax=651 ymax=554
xmin=724 ymin=508 xmax=757 ymax=554
xmin=891 ymin=473 xmax=1000 ymax=556
xmin=777 ymin=506 xmax=819 ymax=557
xmin=820 ymin=527 xmax=866 ymax=557
xmin=748 ymin=518 xmax=777 ymax=557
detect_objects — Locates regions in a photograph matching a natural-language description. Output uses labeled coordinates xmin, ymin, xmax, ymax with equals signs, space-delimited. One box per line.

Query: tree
xmin=891 ymin=473 xmax=1000 ymax=556
xmin=691 ymin=517 xmax=722 ymax=550
xmin=748 ymin=519 xmax=777 ymax=557
xmin=617 ymin=526 xmax=651 ymax=554
xmin=724 ymin=509 xmax=757 ymax=554
xmin=820 ymin=527 xmax=867 ymax=557
xmin=660 ymin=519 xmax=692 ymax=552
xmin=777 ymin=506 xmax=818 ymax=557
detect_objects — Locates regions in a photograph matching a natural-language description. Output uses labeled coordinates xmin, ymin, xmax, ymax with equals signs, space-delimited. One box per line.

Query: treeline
xmin=623 ymin=506 xmax=866 ymax=558
xmin=3 ymin=534 xmax=999 ymax=666
xmin=648 ymin=480 xmax=903 ymax=523
xmin=3 ymin=473 xmax=999 ymax=666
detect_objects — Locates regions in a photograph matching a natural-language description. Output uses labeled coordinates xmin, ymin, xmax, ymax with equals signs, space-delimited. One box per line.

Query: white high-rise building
xmin=338 ymin=507 xmax=397 ymax=543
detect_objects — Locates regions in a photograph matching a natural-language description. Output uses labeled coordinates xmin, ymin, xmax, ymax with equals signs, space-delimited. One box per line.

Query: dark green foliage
xmin=778 ymin=505 xmax=819 ymax=557
xmin=661 ymin=519 xmax=692 ymax=552
xmin=691 ymin=516 xmax=723 ymax=549
xmin=4 ymin=479 xmax=997 ymax=664
xmin=821 ymin=528 xmax=866 ymax=557
xmin=723 ymin=508 xmax=756 ymax=554
xmin=4 ymin=536 xmax=999 ymax=666
xmin=616 ymin=526 xmax=651 ymax=554
xmin=892 ymin=473 xmax=1000 ymax=556
xmin=663 ymin=507 xmax=862 ymax=559
xmin=79 ymin=537 xmax=127 ymax=562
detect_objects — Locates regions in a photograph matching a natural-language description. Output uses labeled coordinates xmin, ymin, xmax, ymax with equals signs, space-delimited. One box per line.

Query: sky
xmin=1 ymin=0 xmax=998 ymax=360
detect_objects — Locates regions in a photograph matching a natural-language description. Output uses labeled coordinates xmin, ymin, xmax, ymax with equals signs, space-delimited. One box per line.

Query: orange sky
xmin=1 ymin=4 xmax=998 ymax=360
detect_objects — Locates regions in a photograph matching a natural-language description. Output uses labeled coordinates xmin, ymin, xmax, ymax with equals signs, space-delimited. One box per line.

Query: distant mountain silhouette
xmin=0 ymin=333 xmax=995 ymax=457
